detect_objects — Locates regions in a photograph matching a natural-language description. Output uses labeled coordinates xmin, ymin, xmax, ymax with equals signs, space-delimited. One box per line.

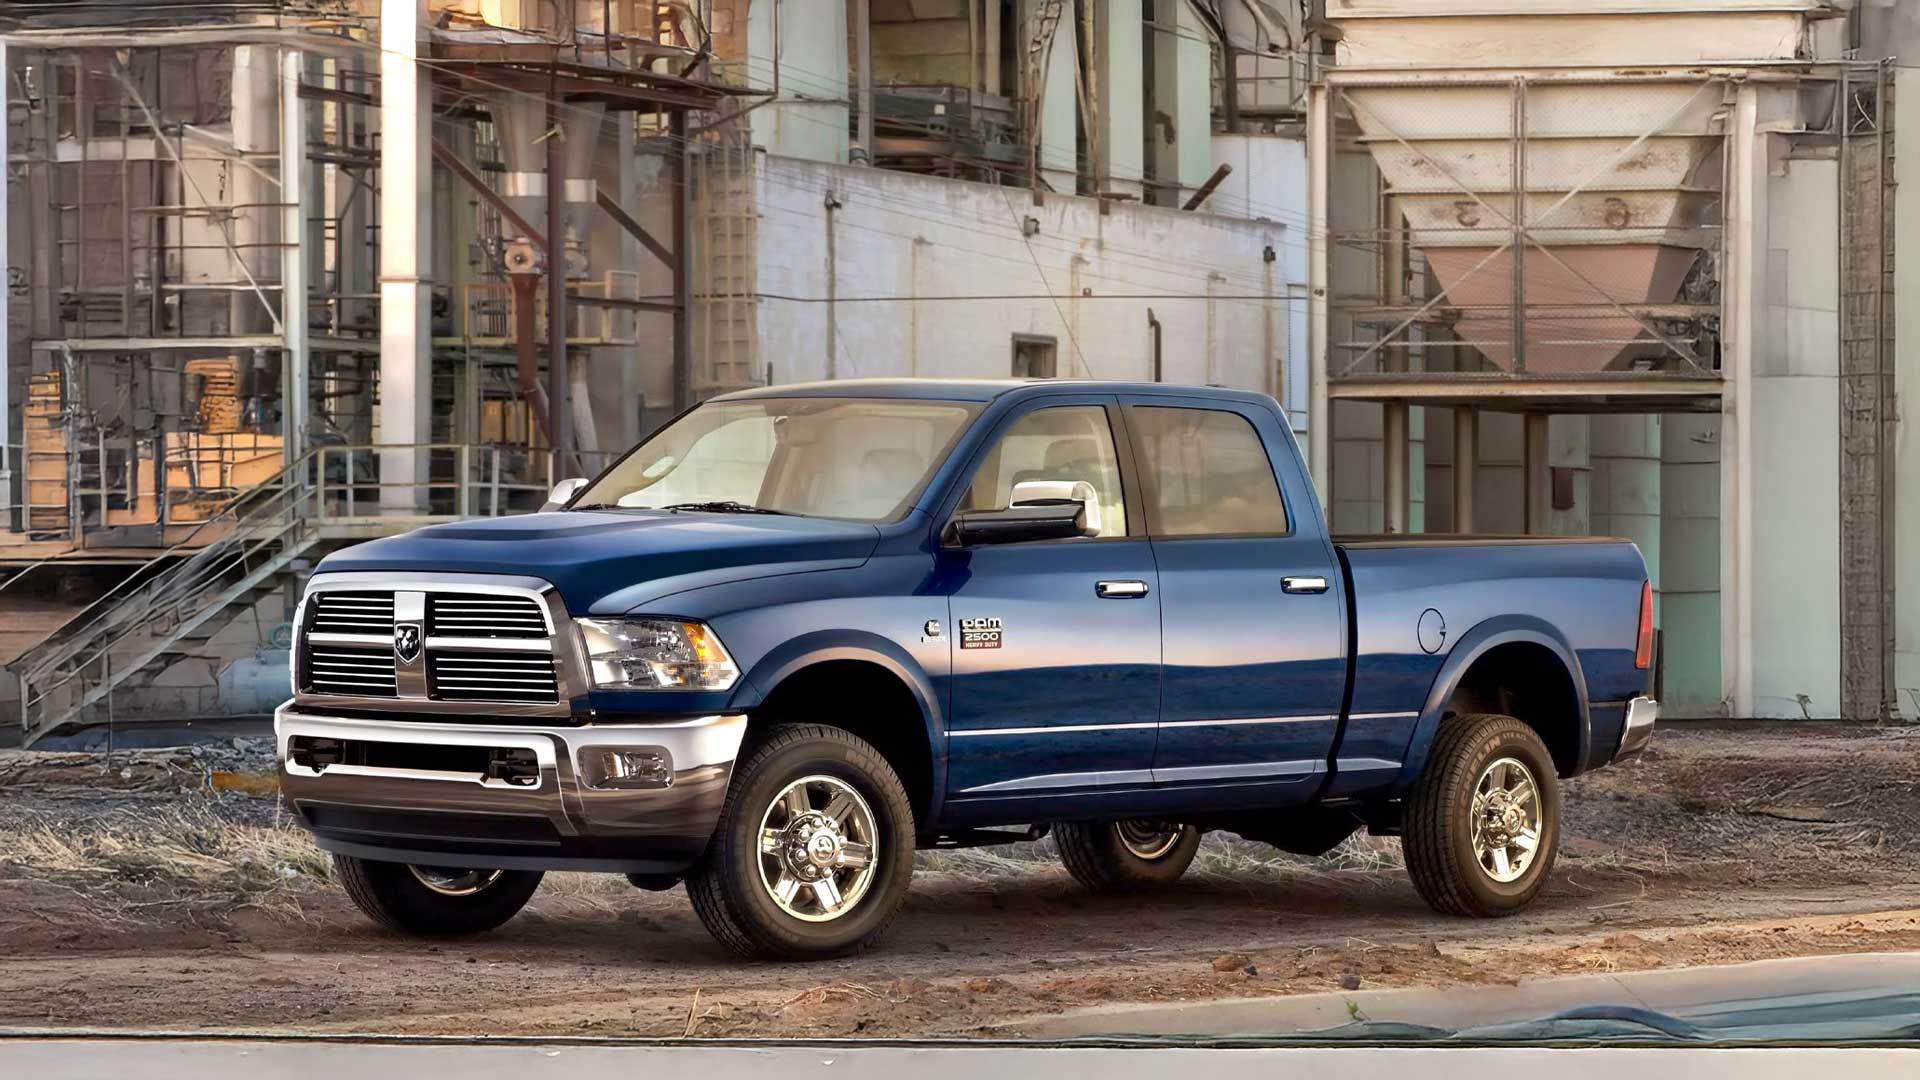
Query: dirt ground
xmin=1 ymin=721 xmax=1918 ymax=1038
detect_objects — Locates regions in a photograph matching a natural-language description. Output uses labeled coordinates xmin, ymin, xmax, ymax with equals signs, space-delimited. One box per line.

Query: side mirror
xmin=945 ymin=479 xmax=1101 ymax=546
xmin=1010 ymin=479 xmax=1103 ymax=537
xmin=542 ymin=477 xmax=589 ymax=511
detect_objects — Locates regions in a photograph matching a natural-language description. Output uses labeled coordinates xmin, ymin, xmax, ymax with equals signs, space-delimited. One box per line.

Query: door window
xmin=961 ymin=405 xmax=1127 ymax=537
xmin=1131 ymin=406 xmax=1289 ymax=537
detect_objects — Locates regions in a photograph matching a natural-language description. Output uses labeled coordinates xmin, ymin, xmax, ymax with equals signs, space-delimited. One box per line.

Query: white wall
xmin=751 ymin=155 xmax=1301 ymax=411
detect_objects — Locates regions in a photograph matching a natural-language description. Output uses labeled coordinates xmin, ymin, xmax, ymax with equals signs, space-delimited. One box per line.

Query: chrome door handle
xmin=1282 ymin=575 xmax=1330 ymax=594
xmin=1096 ymin=580 xmax=1150 ymax=599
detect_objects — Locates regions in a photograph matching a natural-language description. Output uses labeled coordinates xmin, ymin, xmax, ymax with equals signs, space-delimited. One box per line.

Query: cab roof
xmin=710 ymin=378 xmax=1278 ymax=407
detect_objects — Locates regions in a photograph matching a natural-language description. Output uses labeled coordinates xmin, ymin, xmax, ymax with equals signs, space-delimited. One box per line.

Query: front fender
xmin=1393 ymin=614 xmax=1591 ymax=793
xmin=733 ymin=629 xmax=949 ymax=823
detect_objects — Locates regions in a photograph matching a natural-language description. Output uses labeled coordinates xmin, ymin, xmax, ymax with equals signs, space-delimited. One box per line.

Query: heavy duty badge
xmin=958 ymin=616 xmax=1002 ymax=649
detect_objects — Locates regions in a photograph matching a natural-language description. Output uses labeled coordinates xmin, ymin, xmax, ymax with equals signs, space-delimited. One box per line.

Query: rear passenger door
xmin=1121 ymin=396 xmax=1347 ymax=804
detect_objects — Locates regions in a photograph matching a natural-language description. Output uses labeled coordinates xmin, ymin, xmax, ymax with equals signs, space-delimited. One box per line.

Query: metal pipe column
xmin=1523 ymin=412 xmax=1550 ymax=534
xmin=1452 ymin=405 xmax=1477 ymax=534
xmin=1383 ymin=402 xmax=1409 ymax=534
xmin=545 ymin=93 xmax=570 ymax=473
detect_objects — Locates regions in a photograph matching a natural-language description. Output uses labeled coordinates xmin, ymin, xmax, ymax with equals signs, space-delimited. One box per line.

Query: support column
xmin=379 ymin=0 xmax=433 ymax=511
xmin=280 ymin=49 xmax=309 ymax=465
xmin=0 ymin=38 xmax=11 ymax=526
xmin=1723 ymin=84 xmax=1760 ymax=717
xmin=671 ymin=109 xmax=692 ymax=411
xmin=1383 ymin=401 xmax=1409 ymax=534
xmin=1095 ymin=0 xmax=1144 ymax=198
xmin=1025 ymin=0 xmax=1079 ymax=193
xmin=1306 ymin=84 xmax=1331 ymax=503
xmin=544 ymin=94 xmax=569 ymax=473
xmin=1523 ymin=412 xmax=1550 ymax=534
xmin=1452 ymin=405 xmax=1477 ymax=534
xmin=854 ymin=0 xmax=873 ymax=162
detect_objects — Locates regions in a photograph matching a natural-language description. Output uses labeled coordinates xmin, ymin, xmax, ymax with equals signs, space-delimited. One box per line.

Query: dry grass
xmin=0 ymin=793 xmax=332 ymax=921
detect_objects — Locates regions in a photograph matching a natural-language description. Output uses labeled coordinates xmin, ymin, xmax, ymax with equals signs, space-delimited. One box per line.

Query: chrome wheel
xmin=1471 ymin=757 xmax=1542 ymax=883
xmin=407 ymin=865 xmax=505 ymax=897
xmin=1113 ymin=820 xmax=1183 ymax=860
xmin=757 ymin=775 xmax=879 ymax=923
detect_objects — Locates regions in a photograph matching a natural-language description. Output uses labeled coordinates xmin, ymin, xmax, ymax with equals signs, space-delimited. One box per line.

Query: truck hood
xmin=313 ymin=511 xmax=883 ymax=614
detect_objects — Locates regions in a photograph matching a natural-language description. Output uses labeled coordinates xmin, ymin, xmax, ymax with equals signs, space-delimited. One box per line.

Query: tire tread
xmin=686 ymin=723 xmax=914 ymax=960
xmin=1402 ymin=712 xmax=1556 ymax=918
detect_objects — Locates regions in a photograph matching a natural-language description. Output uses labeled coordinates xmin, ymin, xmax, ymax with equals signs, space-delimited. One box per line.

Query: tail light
xmin=1634 ymin=580 xmax=1654 ymax=669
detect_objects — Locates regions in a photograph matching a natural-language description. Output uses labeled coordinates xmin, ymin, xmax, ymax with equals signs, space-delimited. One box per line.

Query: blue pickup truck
xmin=277 ymin=379 xmax=1657 ymax=959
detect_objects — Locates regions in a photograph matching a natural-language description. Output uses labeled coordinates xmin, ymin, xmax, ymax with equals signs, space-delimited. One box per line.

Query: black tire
xmin=332 ymin=855 xmax=543 ymax=936
xmin=686 ymin=724 xmax=916 ymax=960
xmin=1402 ymin=712 xmax=1561 ymax=917
xmin=1054 ymin=820 xmax=1201 ymax=894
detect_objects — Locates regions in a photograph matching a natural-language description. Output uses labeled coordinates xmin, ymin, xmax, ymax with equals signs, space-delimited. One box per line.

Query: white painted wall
xmin=751 ymin=155 xmax=1301 ymax=411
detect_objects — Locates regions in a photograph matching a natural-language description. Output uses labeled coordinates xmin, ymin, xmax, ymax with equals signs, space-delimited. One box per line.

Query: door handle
xmin=1282 ymin=575 xmax=1330 ymax=595
xmin=1096 ymin=580 xmax=1150 ymax=599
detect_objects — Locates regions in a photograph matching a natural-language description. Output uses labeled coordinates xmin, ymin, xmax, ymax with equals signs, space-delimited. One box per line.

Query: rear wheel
xmin=333 ymin=855 xmax=543 ymax=936
xmin=1402 ymin=712 xmax=1561 ymax=917
xmin=1055 ymin=820 xmax=1201 ymax=893
xmin=686 ymin=724 xmax=916 ymax=960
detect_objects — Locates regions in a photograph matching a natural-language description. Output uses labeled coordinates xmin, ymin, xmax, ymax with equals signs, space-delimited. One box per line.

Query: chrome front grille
xmin=305 ymin=644 xmax=398 ymax=697
xmin=310 ymin=592 xmax=396 ymax=635
xmin=428 ymin=650 xmax=560 ymax=703
xmin=427 ymin=593 xmax=549 ymax=639
xmin=297 ymin=575 xmax=578 ymax=715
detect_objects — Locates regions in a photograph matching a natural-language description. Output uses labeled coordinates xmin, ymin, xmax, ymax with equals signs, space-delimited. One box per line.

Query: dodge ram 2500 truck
xmin=278 ymin=380 xmax=1658 ymax=959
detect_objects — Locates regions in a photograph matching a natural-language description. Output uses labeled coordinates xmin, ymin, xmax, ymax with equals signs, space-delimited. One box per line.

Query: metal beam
xmin=594 ymin=187 xmax=672 ymax=268
xmin=431 ymin=138 xmax=547 ymax=253
xmin=1383 ymin=401 xmax=1409 ymax=534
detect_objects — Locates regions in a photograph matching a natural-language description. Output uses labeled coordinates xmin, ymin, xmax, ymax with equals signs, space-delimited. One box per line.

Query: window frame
xmin=937 ymin=397 xmax=1146 ymax=547
xmin=1119 ymin=400 xmax=1296 ymax=542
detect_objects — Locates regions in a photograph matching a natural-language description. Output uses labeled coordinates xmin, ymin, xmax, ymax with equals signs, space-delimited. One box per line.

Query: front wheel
xmin=686 ymin=724 xmax=916 ymax=960
xmin=1402 ymin=712 xmax=1561 ymax=917
xmin=333 ymin=856 xmax=543 ymax=936
xmin=1054 ymin=820 xmax=1201 ymax=893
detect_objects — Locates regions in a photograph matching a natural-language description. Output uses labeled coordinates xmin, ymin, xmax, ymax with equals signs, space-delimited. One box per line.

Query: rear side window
xmin=1131 ymin=406 xmax=1289 ymax=537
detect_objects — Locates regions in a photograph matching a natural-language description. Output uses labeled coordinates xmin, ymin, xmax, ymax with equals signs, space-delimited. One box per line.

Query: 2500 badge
xmin=958 ymin=616 xmax=1003 ymax=649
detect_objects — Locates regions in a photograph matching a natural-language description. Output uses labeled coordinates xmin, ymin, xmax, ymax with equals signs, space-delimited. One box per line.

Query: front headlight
xmin=575 ymin=617 xmax=740 ymax=691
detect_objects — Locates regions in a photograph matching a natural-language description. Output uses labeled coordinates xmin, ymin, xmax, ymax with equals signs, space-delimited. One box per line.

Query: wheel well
xmin=750 ymin=660 xmax=935 ymax=825
xmin=1444 ymin=642 xmax=1582 ymax=775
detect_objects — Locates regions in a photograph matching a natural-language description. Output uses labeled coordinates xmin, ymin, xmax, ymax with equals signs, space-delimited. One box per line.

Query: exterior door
xmin=938 ymin=398 xmax=1162 ymax=810
xmin=1122 ymin=396 xmax=1347 ymax=802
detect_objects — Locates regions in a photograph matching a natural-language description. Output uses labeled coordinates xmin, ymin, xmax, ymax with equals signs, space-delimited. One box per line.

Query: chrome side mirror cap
xmin=542 ymin=477 xmax=589 ymax=511
xmin=1009 ymin=479 xmax=1102 ymax=537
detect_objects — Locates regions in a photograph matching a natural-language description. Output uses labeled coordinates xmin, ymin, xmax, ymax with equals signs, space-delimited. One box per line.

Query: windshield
xmin=571 ymin=396 xmax=980 ymax=522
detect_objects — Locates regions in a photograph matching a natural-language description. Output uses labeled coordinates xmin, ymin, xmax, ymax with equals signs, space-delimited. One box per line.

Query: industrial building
xmin=0 ymin=0 xmax=1914 ymax=744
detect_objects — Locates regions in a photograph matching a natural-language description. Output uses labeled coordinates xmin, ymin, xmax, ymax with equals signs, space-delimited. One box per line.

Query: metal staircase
xmin=12 ymin=452 xmax=321 ymax=744
xmin=11 ymin=441 xmax=565 ymax=745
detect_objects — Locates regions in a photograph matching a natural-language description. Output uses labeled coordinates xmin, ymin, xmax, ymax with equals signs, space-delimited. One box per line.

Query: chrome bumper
xmin=1615 ymin=695 xmax=1659 ymax=760
xmin=274 ymin=703 xmax=747 ymax=874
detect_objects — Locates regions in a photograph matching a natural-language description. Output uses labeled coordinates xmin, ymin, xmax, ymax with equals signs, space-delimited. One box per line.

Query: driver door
xmin=937 ymin=397 xmax=1163 ymax=815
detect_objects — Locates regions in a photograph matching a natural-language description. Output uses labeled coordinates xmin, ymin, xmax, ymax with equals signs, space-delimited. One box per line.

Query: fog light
xmin=586 ymin=747 xmax=673 ymax=789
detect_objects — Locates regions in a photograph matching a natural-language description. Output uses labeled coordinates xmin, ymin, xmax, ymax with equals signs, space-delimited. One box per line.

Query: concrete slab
xmin=1 ymin=1039 xmax=1914 ymax=1080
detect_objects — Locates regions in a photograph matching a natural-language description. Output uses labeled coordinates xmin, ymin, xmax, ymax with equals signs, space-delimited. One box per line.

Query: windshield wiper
xmin=660 ymin=500 xmax=789 ymax=515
